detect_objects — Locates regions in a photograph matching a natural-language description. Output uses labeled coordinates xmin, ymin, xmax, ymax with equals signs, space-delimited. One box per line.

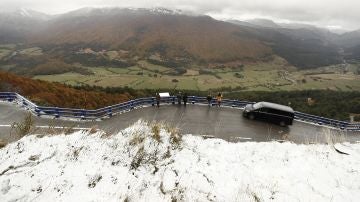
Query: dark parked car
xmin=243 ymin=102 xmax=294 ymax=126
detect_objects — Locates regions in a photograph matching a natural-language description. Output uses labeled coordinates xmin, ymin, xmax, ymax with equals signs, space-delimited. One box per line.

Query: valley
xmin=31 ymin=58 xmax=360 ymax=91
xmin=1 ymin=43 xmax=359 ymax=91
xmin=0 ymin=7 xmax=359 ymax=92
xmin=0 ymin=7 xmax=359 ymax=120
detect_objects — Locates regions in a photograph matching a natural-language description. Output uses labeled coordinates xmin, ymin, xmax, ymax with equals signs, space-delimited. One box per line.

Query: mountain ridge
xmin=0 ymin=7 xmax=359 ymax=69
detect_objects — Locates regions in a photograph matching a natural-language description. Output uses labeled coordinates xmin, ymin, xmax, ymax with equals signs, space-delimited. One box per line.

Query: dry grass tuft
xmin=68 ymin=146 xmax=84 ymax=161
xmin=129 ymin=133 xmax=145 ymax=146
xmin=100 ymin=131 xmax=113 ymax=139
xmin=89 ymin=125 xmax=99 ymax=134
xmin=0 ymin=139 xmax=7 ymax=148
xmin=323 ymin=128 xmax=346 ymax=145
xmin=130 ymin=146 xmax=145 ymax=170
xmin=63 ymin=124 xmax=76 ymax=135
xmin=44 ymin=119 xmax=61 ymax=136
xmin=151 ymin=123 xmax=161 ymax=143
xmin=169 ymin=127 xmax=182 ymax=148
xmin=11 ymin=112 xmax=35 ymax=138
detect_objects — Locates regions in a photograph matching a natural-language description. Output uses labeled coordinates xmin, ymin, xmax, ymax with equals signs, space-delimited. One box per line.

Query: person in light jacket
xmin=216 ymin=92 xmax=222 ymax=107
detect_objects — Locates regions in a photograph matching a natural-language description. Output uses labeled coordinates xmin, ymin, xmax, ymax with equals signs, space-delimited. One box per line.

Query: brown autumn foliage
xmin=0 ymin=71 xmax=131 ymax=109
xmin=32 ymin=10 xmax=271 ymax=63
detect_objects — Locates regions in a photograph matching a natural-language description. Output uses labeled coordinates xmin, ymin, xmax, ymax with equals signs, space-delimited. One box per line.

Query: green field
xmin=1 ymin=44 xmax=357 ymax=92
xmin=18 ymin=47 xmax=43 ymax=56
xmin=0 ymin=49 xmax=11 ymax=60
xmin=32 ymin=59 xmax=360 ymax=91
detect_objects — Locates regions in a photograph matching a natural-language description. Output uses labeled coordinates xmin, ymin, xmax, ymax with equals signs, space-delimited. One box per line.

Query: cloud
xmin=1 ymin=0 xmax=359 ymax=30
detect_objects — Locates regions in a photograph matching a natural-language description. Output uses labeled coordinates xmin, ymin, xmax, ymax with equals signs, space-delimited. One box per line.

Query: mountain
xmin=1 ymin=7 xmax=358 ymax=70
xmin=14 ymin=8 xmax=51 ymax=20
xmin=31 ymin=8 xmax=271 ymax=64
xmin=336 ymin=30 xmax=360 ymax=47
xmin=0 ymin=9 xmax=49 ymax=43
xmin=226 ymin=20 xmax=256 ymax=28
xmin=0 ymin=7 xmax=272 ymax=70
xmin=228 ymin=20 xmax=342 ymax=68
xmin=246 ymin=19 xmax=281 ymax=28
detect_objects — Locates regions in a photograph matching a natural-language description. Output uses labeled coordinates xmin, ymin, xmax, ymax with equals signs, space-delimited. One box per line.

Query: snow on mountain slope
xmin=0 ymin=120 xmax=359 ymax=201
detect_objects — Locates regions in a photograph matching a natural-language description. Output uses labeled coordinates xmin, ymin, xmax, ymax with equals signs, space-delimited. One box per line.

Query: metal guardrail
xmin=1 ymin=92 xmax=360 ymax=131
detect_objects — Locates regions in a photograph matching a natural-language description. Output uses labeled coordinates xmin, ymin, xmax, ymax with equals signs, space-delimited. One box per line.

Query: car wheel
xmin=249 ymin=113 xmax=255 ymax=120
xmin=279 ymin=121 xmax=286 ymax=127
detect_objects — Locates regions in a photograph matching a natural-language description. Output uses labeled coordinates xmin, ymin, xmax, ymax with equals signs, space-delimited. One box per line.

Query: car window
xmin=268 ymin=108 xmax=290 ymax=116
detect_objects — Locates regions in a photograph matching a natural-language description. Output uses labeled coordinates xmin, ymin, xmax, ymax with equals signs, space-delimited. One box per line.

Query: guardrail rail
xmin=1 ymin=92 xmax=359 ymax=131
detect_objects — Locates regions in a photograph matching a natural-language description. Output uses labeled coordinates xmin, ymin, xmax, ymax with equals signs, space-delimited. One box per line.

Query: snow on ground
xmin=0 ymin=120 xmax=360 ymax=202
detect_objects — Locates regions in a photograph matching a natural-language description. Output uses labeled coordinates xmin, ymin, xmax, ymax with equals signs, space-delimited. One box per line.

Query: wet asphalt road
xmin=0 ymin=102 xmax=359 ymax=144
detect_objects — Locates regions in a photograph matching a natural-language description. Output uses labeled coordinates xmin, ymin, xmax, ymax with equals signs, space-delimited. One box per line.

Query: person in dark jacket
xmin=182 ymin=93 xmax=188 ymax=106
xmin=177 ymin=92 xmax=182 ymax=105
xmin=156 ymin=93 xmax=161 ymax=107
xmin=206 ymin=93 xmax=212 ymax=107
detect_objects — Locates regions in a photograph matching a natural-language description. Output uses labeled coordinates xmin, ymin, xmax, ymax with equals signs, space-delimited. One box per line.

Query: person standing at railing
xmin=177 ymin=92 xmax=182 ymax=105
xmin=206 ymin=93 xmax=212 ymax=107
xmin=216 ymin=92 xmax=223 ymax=107
xmin=156 ymin=93 xmax=161 ymax=108
xmin=183 ymin=93 xmax=188 ymax=106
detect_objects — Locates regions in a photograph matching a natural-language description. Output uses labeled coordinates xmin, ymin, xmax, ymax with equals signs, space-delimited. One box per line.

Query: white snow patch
xmin=19 ymin=8 xmax=31 ymax=17
xmin=0 ymin=120 xmax=360 ymax=201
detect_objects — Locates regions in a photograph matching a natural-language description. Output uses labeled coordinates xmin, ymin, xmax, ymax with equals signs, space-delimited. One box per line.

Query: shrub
xmin=354 ymin=115 xmax=360 ymax=122
xmin=234 ymin=72 xmax=244 ymax=78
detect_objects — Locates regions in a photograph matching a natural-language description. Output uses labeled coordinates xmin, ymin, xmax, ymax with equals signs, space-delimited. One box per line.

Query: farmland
xmin=0 ymin=43 xmax=358 ymax=92
xmin=33 ymin=60 xmax=360 ymax=91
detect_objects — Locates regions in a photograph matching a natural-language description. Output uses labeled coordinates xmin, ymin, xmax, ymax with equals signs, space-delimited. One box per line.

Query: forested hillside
xmin=0 ymin=71 xmax=132 ymax=109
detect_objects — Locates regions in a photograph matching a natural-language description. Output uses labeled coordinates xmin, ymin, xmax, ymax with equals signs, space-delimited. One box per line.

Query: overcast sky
xmin=1 ymin=0 xmax=359 ymax=31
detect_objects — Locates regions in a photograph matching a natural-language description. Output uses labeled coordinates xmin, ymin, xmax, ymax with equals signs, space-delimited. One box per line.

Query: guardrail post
xmin=108 ymin=107 xmax=112 ymax=117
xmin=55 ymin=108 xmax=60 ymax=118
xmin=130 ymin=101 xmax=134 ymax=109
xmin=340 ymin=123 xmax=347 ymax=130
xmin=81 ymin=110 xmax=86 ymax=120
xmin=35 ymin=107 xmax=41 ymax=116
xmin=232 ymin=100 xmax=236 ymax=107
xmin=172 ymin=97 xmax=175 ymax=104
xmin=152 ymin=98 xmax=155 ymax=106
xmin=192 ymin=96 xmax=195 ymax=104
xmin=22 ymin=99 xmax=28 ymax=107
